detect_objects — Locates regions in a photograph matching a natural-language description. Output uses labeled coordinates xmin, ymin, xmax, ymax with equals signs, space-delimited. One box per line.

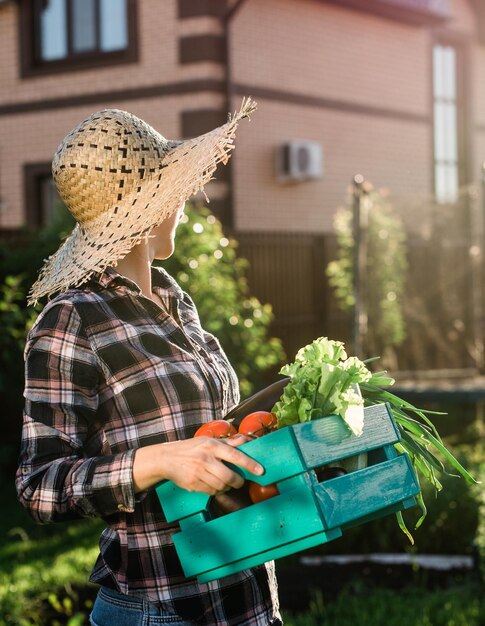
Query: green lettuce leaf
xmin=272 ymin=336 xmax=371 ymax=434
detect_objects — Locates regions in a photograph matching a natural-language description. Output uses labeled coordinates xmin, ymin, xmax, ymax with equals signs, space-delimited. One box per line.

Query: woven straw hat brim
xmin=28 ymin=98 xmax=256 ymax=305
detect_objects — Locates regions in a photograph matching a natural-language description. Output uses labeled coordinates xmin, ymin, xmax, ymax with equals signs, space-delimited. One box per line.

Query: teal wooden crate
xmin=156 ymin=403 xmax=420 ymax=583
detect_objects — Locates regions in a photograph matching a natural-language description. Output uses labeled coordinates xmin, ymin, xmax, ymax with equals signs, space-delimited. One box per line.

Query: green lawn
xmin=282 ymin=585 xmax=484 ymax=626
xmin=1 ymin=481 xmax=103 ymax=626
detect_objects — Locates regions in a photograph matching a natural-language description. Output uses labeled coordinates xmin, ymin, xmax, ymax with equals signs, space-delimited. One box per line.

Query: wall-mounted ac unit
xmin=276 ymin=140 xmax=323 ymax=182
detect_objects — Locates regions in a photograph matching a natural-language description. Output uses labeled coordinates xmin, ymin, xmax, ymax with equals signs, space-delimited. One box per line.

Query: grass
xmin=282 ymin=584 xmax=485 ymax=626
xmin=0 ymin=480 xmax=103 ymax=626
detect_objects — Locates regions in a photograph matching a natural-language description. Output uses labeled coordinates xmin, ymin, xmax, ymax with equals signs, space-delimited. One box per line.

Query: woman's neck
xmin=115 ymin=240 xmax=154 ymax=299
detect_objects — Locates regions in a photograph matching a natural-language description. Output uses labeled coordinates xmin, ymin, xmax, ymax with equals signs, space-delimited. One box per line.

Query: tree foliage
xmin=326 ymin=185 xmax=408 ymax=362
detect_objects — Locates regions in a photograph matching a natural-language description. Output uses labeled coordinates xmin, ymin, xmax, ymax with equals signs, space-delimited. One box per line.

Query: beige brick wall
xmin=231 ymin=98 xmax=431 ymax=233
xmin=473 ymin=45 xmax=485 ymax=128
xmin=0 ymin=0 xmax=224 ymax=107
xmin=448 ymin=0 xmax=477 ymax=34
xmin=0 ymin=0 xmax=227 ymax=229
xmin=0 ymin=89 xmax=226 ymax=228
xmin=231 ymin=0 xmax=430 ymax=116
xmin=0 ymin=0 xmax=482 ymax=234
xmin=230 ymin=0 xmax=478 ymax=234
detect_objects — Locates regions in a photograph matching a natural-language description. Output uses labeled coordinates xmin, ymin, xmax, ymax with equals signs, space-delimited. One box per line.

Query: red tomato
xmin=248 ymin=481 xmax=280 ymax=503
xmin=238 ymin=411 xmax=277 ymax=437
xmin=194 ymin=420 xmax=237 ymax=439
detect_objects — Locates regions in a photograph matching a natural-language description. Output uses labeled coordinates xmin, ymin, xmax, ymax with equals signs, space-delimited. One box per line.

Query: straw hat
xmin=28 ymin=97 xmax=257 ymax=305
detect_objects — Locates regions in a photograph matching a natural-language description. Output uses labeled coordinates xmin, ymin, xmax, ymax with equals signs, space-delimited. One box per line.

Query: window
xmin=20 ymin=0 xmax=138 ymax=76
xmin=432 ymin=44 xmax=460 ymax=204
xmin=24 ymin=164 xmax=70 ymax=228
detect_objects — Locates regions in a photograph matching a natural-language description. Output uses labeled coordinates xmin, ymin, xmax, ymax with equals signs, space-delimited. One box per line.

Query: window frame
xmin=24 ymin=162 xmax=64 ymax=228
xmin=19 ymin=0 xmax=138 ymax=78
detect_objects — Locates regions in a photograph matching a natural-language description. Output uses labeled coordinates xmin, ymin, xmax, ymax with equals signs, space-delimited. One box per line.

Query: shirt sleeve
xmin=16 ymin=299 xmax=137 ymax=523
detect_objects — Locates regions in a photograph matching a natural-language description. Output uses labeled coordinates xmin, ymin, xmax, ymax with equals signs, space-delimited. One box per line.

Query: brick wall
xmin=0 ymin=1 xmax=224 ymax=106
xmin=230 ymin=98 xmax=431 ymax=233
xmin=229 ymin=0 xmax=483 ymax=234
xmin=1 ymin=0 xmax=484 ymax=234
xmin=0 ymin=0 xmax=228 ymax=229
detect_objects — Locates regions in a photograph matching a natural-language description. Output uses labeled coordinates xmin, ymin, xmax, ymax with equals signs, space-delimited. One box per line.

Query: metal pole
xmin=482 ymin=162 xmax=485 ymax=246
xmin=352 ymin=174 xmax=366 ymax=357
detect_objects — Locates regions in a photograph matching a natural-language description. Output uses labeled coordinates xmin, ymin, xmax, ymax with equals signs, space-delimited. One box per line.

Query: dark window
xmin=19 ymin=0 xmax=138 ymax=76
xmin=24 ymin=163 xmax=71 ymax=228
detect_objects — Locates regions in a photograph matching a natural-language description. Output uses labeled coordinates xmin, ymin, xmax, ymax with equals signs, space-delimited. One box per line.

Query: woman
xmin=16 ymin=100 xmax=282 ymax=625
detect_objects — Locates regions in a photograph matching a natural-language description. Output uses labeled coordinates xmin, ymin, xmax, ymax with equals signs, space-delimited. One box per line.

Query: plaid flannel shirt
xmin=16 ymin=266 xmax=281 ymax=626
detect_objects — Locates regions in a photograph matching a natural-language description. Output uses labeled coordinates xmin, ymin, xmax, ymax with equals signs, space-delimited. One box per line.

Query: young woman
xmin=16 ymin=101 xmax=282 ymax=626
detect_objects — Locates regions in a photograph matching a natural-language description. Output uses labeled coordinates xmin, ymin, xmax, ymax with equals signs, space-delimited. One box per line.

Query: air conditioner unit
xmin=276 ymin=140 xmax=323 ymax=182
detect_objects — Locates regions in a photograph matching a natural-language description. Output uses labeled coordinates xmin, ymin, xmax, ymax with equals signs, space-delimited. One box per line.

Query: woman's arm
xmin=16 ymin=301 xmax=138 ymax=523
xmin=16 ymin=300 xmax=263 ymax=523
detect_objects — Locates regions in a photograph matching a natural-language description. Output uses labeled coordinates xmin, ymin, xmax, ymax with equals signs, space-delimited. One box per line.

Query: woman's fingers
xmin=188 ymin=439 xmax=257 ymax=493
xmin=212 ymin=439 xmax=264 ymax=478
xmin=225 ymin=433 xmax=254 ymax=446
xmin=204 ymin=457 xmax=245 ymax=491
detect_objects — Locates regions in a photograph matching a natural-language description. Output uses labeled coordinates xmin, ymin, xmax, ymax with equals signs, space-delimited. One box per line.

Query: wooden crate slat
xmin=196 ymin=527 xmax=343 ymax=583
xmin=173 ymin=482 xmax=324 ymax=577
xmin=294 ymin=403 xmax=400 ymax=468
xmin=313 ymin=455 xmax=420 ymax=528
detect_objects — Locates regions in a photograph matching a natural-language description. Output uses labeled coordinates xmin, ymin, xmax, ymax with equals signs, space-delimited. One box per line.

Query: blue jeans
xmin=89 ymin=586 xmax=195 ymax=626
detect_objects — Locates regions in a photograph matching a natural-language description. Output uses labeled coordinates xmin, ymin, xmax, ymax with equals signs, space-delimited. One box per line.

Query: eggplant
xmin=225 ymin=377 xmax=290 ymax=429
xmin=210 ymin=484 xmax=253 ymax=517
xmin=315 ymin=466 xmax=347 ymax=482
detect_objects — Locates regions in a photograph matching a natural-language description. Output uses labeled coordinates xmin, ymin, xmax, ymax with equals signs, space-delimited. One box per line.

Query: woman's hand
xmin=132 ymin=434 xmax=263 ymax=495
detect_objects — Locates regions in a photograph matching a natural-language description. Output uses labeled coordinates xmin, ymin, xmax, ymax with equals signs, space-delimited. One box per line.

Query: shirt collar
xmin=92 ymin=265 xmax=183 ymax=300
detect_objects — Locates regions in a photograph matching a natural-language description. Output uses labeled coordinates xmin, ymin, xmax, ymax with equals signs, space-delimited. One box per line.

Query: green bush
xmin=159 ymin=204 xmax=285 ymax=397
xmin=326 ymin=184 xmax=408 ymax=365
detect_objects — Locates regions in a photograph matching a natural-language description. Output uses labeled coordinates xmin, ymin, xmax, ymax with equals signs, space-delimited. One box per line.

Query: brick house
xmin=0 ymin=0 xmax=484 ymax=365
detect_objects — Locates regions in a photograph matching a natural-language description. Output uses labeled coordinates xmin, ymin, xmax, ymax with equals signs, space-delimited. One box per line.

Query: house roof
xmin=322 ymin=0 xmax=452 ymax=26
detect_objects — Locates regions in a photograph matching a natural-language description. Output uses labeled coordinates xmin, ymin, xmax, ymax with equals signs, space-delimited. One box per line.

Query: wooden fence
xmin=236 ymin=190 xmax=483 ymax=373
xmin=237 ymin=231 xmax=350 ymax=362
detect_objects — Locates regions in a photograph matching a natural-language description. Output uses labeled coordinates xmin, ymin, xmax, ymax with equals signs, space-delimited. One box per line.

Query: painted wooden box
xmin=155 ymin=403 xmax=420 ymax=583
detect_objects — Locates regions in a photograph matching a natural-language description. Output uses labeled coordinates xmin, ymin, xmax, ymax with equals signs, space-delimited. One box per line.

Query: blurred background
xmin=0 ymin=0 xmax=484 ymax=624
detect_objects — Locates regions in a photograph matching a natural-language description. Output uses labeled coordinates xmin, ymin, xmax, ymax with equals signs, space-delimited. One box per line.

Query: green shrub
xmin=159 ymin=204 xmax=285 ymax=397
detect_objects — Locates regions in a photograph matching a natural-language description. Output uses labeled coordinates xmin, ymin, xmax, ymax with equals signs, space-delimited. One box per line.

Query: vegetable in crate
xmin=273 ymin=337 xmax=371 ymax=435
xmin=194 ymin=420 xmax=237 ymax=438
xmin=271 ymin=336 xmax=479 ymax=541
xmin=238 ymin=411 xmax=277 ymax=437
